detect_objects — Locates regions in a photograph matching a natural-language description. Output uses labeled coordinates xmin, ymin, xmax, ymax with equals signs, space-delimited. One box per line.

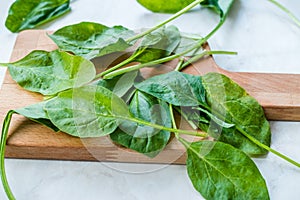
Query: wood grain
xmin=0 ymin=30 xmax=299 ymax=162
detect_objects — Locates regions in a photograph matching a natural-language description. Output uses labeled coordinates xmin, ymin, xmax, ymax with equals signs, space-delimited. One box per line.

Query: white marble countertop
xmin=0 ymin=0 xmax=300 ymax=199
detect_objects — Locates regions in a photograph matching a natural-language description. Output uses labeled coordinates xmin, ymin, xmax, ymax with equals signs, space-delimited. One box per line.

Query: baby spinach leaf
xmin=137 ymin=0 xmax=195 ymax=13
xmin=202 ymin=73 xmax=271 ymax=155
xmin=135 ymin=71 xmax=206 ymax=106
xmin=49 ymin=22 xmax=135 ymax=59
xmin=131 ymin=26 xmax=181 ymax=63
xmin=15 ymin=102 xmax=59 ymax=132
xmin=96 ymin=71 xmax=138 ymax=98
xmin=5 ymin=0 xmax=70 ymax=33
xmin=110 ymin=91 xmax=171 ymax=157
xmin=44 ymin=85 xmax=130 ymax=138
xmin=200 ymin=0 xmax=235 ymax=18
xmin=174 ymin=32 xmax=204 ymax=56
xmin=6 ymin=50 xmax=96 ymax=95
xmin=193 ymin=107 xmax=235 ymax=128
xmin=184 ymin=140 xmax=269 ymax=200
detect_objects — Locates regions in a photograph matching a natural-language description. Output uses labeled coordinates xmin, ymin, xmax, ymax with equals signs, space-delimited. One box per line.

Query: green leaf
xmin=44 ymin=85 xmax=130 ymax=138
xmin=200 ymin=0 xmax=235 ymax=18
xmin=137 ymin=0 xmax=195 ymax=13
xmin=15 ymin=102 xmax=59 ymax=132
xmin=202 ymin=73 xmax=271 ymax=155
xmin=174 ymin=32 xmax=204 ymax=56
xmin=193 ymin=107 xmax=235 ymax=128
xmin=131 ymin=26 xmax=181 ymax=63
xmin=49 ymin=22 xmax=135 ymax=59
xmin=6 ymin=50 xmax=96 ymax=95
xmin=96 ymin=71 xmax=138 ymax=98
xmin=5 ymin=0 xmax=70 ymax=33
xmin=110 ymin=91 xmax=171 ymax=157
xmin=135 ymin=71 xmax=206 ymax=106
xmin=185 ymin=140 xmax=269 ymax=200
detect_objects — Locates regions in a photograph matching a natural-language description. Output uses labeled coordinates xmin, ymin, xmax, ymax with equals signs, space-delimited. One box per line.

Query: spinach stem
xmin=168 ymin=104 xmax=179 ymax=138
xmin=177 ymin=50 xmax=237 ymax=71
xmin=102 ymin=13 xmax=228 ymax=79
xmin=174 ymin=57 xmax=185 ymax=72
xmin=174 ymin=107 xmax=198 ymax=130
xmin=0 ymin=111 xmax=16 ymax=200
xmin=103 ymin=50 xmax=235 ymax=79
xmin=199 ymin=105 xmax=300 ymax=168
xmin=169 ymin=104 xmax=177 ymax=130
xmin=120 ymin=116 xmax=207 ymax=138
xmin=125 ymin=0 xmax=205 ymax=43
xmin=237 ymin=127 xmax=300 ymax=168
xmin=177 ymin=136 xmax=191 ymax=149
xmin=267 ymin=0 xmax=300 ymax=28
xmin=98 ymin=49 xmax=144 ymax=78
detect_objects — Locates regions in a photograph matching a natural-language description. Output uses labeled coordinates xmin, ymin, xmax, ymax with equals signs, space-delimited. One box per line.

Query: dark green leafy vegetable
xmin=202 ymin=73 xmax=271 ymax=155
xmin=4 ymin=50 xmax=96 ymax=95
xmin=201 ymin=0 xmax=235 ymax=18
xmin=49 ymin=22 xmax=135 ymax=59
xmin=15 ymin=102 xmax=59 ymax=132
xmin=111 ymin=91 xmax=171 ymax=157
xmin=96 ymin=71 xmax=138 ymax=98
xmin=137 ymin=0 xmax=195 ymax=13
xmin=135 ymin=71 xmax=206 ymax=106
xmin=183 ymin=140 xmax=270 ymax=200
xmin=2 ymin=0 xmax=300 ymax=198
xmin=174 ymin=32 xmax=204 ymax=56
xmin=99 ymin=26 xmax=181 ymax=77
xmin=5 ymin=0 xmax=70 ymax=33
xmin=132 ymin=26 xmax=181 ymax=63
xmin=44 ymin=85 xmax=130 ymax=137
xmin=137 ymin=0 xmax=235 ymax=18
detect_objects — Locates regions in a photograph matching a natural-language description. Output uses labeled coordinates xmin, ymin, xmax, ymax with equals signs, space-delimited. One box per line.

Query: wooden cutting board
xmin=0 ymin=30 xmax=300 ymax=163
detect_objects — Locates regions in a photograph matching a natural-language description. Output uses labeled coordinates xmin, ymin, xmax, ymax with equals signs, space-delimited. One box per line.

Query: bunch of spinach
xmin=1 ymin=1 xmax=300 ymax=200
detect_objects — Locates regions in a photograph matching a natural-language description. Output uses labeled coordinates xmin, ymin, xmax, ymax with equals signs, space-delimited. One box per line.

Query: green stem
xmin=98 ymin=49 xmax=145 ymax=78
xmin=0 ymin=111 xmax=16 ymax=200
xmin=203 ymin=18 xmax=225 ymax=42
xmin=174 ymin=107 xmax=198 ymax=130
xmin=103 ymin=52 xmax=182 ymax=79
xmin=104 ymin=17 xmax=228 ymax=80
xmin=169 ymin=104 xmax=179 ymax=138
xmin=174 ymin=57 xmax=185 ymax=71
xmin=178 ymin=136 xmax=191 ymax=149
xmin=126 ymin=0 xmax=205 ymax=43
xmin=237 ymin=126 xmax=300 ymax=168
xmin=120 ymin=116 xmax=207 ymax=137
xmin=103 ymin=49 xmax=235 ymax=79
xmin=202 ymin=105 xmax=300 ymax=168
xmin=178 ymin=50 xmax=237 ymax=71
xmin=268 ymin=0 xmax=300 ymax=28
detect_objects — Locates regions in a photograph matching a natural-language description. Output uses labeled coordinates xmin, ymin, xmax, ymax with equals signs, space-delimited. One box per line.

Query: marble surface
xmin=0 ymin=0 xmax=300 ymax=199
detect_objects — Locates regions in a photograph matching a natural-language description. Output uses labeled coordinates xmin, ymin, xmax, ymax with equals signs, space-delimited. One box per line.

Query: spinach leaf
xmin=15 ymin=102 xmax=59 ymax=132
xmin=131 ymin=26 xmax=181 ymax=63
xmin=49 ymin=22 xmax=135 ymax=59
xmin=6 ymin=50 xmax=96 ymax=95
xmin=135 ymin=71 xmax=206 ymax=106
xmin=5 ymin=0 xmax=70 ymax=33
xmin=193 ymin=107 xmax=235 ymax=128
xmin=184 ymin=140 xmax=269 ymax=200
xmin=174 ymin=32 xmax=204 ymax=56
xmin=200 ymin=0 xmax=235 ymax=18
xmin=96 ymin=71 xmax=138 ymax=97
xmin=202 ymin=73 xmax=271 ymax=155
xmin=137 ymin=0 xmax=195 ymax=13
xmin=110 ymin=91 xmax=171 ymax=157
xmin=44 ymin=85 xmax=130 ymax=138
